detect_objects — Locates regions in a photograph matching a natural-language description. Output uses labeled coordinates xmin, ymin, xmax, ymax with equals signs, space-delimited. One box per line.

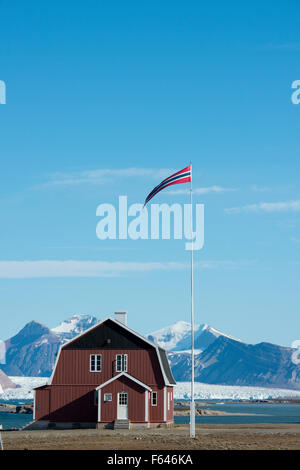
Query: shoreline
xmin=174 ymin=399 xmax=300 ymax=406
xmin=0 ymin=399 xmax=299 ymax=416
xmin=0 ymin=403 xmax=33 ymax=414
xmin=174 ymin=407 xmax=266 ymax=417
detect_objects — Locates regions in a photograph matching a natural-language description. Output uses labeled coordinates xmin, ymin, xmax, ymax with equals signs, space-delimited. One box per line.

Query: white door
xmin=117 ymin=392 xmax=128 ymax=419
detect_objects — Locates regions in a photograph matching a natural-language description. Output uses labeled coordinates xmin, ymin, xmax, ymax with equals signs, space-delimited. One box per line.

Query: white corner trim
xmin=163 ymin=387 xmax=167 ymax=421
xmin=145 ymin=390 xmax=149 ymax=422
xmin=48 ymin=346 xmax=62 ymax=384
xmin=98 ymin=389 xmax=101 ymax=422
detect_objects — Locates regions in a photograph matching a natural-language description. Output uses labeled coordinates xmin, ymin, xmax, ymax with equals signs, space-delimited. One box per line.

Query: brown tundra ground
xmin=2 ymin=423 xmax=300 ymax=450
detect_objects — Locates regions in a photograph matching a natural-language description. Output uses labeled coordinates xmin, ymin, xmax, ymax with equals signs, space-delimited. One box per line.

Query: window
xmin=116 ymin=354 xmax=128 ymax=372
xmin=151 ymin=391 xmax=157 ymax=406
xmin=118 ymin=392 xmax=128 ymax=405
xmin=104 ymin=393 xmax=112 ymax=402
xmin=90 ymin=354 xmax=102 ymax=372
xmin=168 ymin=392 xmax=170 ymax=410
xmin=94 ymin=391 xmax=98 ymax=406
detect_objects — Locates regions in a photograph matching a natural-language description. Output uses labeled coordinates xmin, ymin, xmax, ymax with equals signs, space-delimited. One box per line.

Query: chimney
xmin=114 ymin=311 xmax=127 ymax=326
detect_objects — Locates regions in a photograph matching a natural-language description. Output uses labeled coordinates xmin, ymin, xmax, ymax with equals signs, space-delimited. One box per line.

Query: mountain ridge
xmin=0 ymin=314 xmax=299 ymax=391
xmin=168 ymin=335 xmax=300 ymax=389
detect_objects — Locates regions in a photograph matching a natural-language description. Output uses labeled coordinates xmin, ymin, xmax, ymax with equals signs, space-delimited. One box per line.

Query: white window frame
xmin=116 ymin=354 xmax=128 ymax=372
xmin=151 ymin=391 xmax=157 ymax=406
xmin=104 ymin=393 xmax=112 ymax=402
xmin=90 ymin=354 xmax=102 ymax=372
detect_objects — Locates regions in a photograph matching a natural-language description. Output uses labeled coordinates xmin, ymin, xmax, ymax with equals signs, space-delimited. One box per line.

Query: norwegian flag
xmin=144 ymin=164 xmax=191 ymax=206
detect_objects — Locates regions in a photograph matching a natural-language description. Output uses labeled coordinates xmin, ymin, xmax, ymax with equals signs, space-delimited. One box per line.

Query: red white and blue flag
xmin=144 ymin=164 xmax=191 ymax=206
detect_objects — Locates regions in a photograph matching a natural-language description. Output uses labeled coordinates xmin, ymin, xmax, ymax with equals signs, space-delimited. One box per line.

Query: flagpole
xmin=190 ymin=161 xmax=195 ymax=438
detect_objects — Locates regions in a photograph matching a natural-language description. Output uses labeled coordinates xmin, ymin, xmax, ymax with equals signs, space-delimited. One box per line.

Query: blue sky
xmin=0 ymin=0 xmax=300 ymax=346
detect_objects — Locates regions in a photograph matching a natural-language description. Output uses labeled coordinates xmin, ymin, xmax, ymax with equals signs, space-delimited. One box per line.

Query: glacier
xmin=174 ymin=382 xmax=300 ymax=400
xmin=1 ymin=376 xmax=300 ymax=401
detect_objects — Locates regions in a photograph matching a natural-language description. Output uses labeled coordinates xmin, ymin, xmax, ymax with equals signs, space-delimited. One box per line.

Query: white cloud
xmin=250 ymin=185 xmax=271 ymax=192
xmin=168 ymin=186 xmax=236 ymax=195
xmin=225 ymin=200 xmax=300 ymax=214
xmin=0 ymin=259 xmax=247 ymax=278
xmin=197 ymin=260 xmax=238 ymax=269
xmin=0 ymin=260 xmax=187 ymax=278
xmin=37 ymin=168 xmax=175 ymax=188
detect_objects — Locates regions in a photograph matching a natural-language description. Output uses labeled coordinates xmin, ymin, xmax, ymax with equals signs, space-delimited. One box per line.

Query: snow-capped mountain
xmin=51 ymin=314 xmax=100 ymax=341
xmin=148 ymin=321 xmax=241 ymax=352
xmin=1 ymin=315 xmax=299 ymax=391
xmin=147 ymin=321 xmax=200 ymax=351
xmin=0 ymin=315 xmax=101 ymax=377
xmin=168 ymin=336 xmax=300 ymax=389
xmin=1 ymin=321 xmax=64 ymax=377
xmin=175 ymin=323 xmax=242 ymax=352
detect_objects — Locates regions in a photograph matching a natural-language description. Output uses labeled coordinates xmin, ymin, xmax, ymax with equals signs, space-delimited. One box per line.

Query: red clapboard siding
xmin=36 ymin=385 xmax=97 ymax=422
xmin=52 ymin=349 xmax=164 ymax=387
xmin=100 ymin=375 xmax=145 ymax=423
xmin=149 ymin=387 xmax=165 ymax=422
xmin=35 ymin=387 xmax=50 ymax=420
xmin=35 ymin=319 xmax=175 ymax=424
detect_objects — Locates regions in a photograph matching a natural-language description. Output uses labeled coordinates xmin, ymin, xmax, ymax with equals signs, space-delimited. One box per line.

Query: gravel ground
xmin=2 ymin=423 xmax=300 ymax=450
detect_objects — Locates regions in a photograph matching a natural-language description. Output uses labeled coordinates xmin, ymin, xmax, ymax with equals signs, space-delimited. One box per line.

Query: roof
xmin=50 ymin=317 xmax=176 ymax=387
xmin=158 ymin=347 xmax=176 ymax=385
xmin=96 ymin=372 xmax=152 ymax=392
xmin=63 ymin=318 xmax=152 ymax=350
xmin=34 ymin=384 xmax=49 ymax=391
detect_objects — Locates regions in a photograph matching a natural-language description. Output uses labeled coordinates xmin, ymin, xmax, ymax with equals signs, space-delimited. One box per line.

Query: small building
xmin=32 ymin=312 xmax=176 ymax=429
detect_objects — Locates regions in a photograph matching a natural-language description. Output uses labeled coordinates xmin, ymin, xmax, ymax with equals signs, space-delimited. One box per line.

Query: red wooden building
xmin=32 ymin=312 xmax=176 ymax=429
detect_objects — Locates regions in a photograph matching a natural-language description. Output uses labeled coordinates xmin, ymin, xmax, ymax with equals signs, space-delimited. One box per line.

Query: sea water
xmin=0 ymin=399 xmax=33 ymax=430
xmin=0 ymin=401 xmax=300 ymax=430
xmin=175 ymin=402 xmax=300 ymax=425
